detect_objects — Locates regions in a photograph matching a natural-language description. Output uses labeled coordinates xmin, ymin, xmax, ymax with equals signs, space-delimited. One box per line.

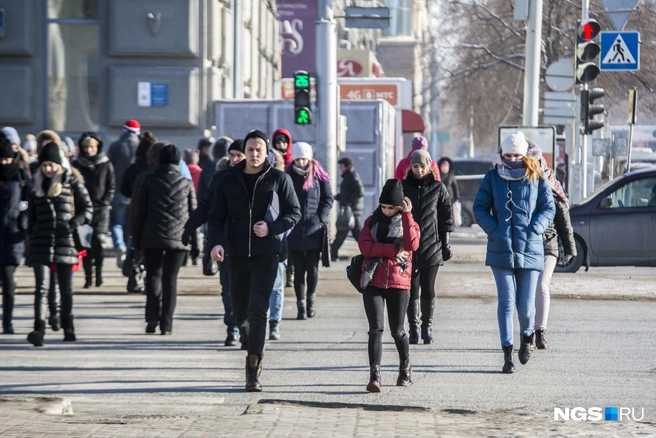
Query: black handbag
xmin=321 ymin=224 xmax=331 ymax=268
xmin=127 ymin=263 xmax=145 ymax=293
xmin=73 ymin=224 xmax=94 ymax=252
xmin=336 ymin=206 xmax=355 ymax=231
xmin=346 ymin=254 xmax=365 ymax=293
xmin=203 ymin=248 xmax=219 ymax=276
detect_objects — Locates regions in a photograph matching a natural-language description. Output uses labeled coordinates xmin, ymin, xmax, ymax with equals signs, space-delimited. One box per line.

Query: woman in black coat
xmin=132 ymin=144 xmax=196 ymax=335
xmin=0 ymin=135 xmax=30 ymax=334
xmin=27 ymin=143 xmax=93 ymax=346
xmin=285 ymin=142 xmax=333 ymax=320
xmin=72 ymin=132 xmax=115 ymax=288
xmin=402 ymin=150 xmax=454 ymax=344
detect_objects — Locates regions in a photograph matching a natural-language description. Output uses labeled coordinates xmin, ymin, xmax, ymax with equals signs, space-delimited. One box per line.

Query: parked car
xmin=556 ymin=167 xmax=656 ymax=272
xmin=452 ymin=158 xmax=494 ymax=227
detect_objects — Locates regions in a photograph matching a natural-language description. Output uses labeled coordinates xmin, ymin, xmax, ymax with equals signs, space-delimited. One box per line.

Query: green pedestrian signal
xmin=294 ymin=70 xmax=312 ymax=125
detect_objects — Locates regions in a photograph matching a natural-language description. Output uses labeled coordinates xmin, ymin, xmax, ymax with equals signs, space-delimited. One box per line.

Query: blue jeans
xmin=269 ymin=262 xmax=285 ymax=322
xmin=491 ymin=267 xmax=540 ymax=347
xmin=219 ymin=259 xmax=238 ymax=335
xmin=110 ymin=195 xmax=130 ymax=252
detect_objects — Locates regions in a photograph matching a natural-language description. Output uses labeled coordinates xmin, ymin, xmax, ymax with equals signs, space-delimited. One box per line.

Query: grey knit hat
xmin=410 ymin=149 xmax=431 ymax=166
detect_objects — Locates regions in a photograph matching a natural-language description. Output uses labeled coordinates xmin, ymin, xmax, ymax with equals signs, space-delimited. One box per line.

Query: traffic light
xmin=575 ymin=19 xmax=601 ymax=84
xmin=580 ymin=88 xmax=605 ymax=134
xmin=294 ymin=70 xmax=312 ymax=125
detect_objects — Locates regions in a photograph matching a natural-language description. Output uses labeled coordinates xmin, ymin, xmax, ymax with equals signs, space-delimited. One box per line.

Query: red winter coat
xmin=272 ymin=128 xmax=293 ymax=165
xmin=358 ymin=211 xmax=420 ymax=290
xmin=394 ymin=150 xmax=441 ymax=181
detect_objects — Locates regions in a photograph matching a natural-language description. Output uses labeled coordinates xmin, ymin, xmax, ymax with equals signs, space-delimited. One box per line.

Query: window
xmin=47 ymin=0 xmax=99 ymax=132
xmin=384 ymin=0 xmax=413 ymax=37
xmin=607 ymin=177 xmax=656 ymax=208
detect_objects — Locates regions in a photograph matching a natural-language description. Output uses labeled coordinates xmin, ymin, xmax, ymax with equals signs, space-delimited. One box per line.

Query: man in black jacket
xmin=208 ymin=130 xmax=300 ymax=392
xmin=331 ymin=156 xmax=364 ymax=260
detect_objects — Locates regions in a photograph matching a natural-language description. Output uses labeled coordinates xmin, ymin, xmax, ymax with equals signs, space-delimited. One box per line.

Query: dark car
xmin=452 ymin=159 xmax=494 ymax=227
xmin=556 ymin=168 xmax=656 ymax=273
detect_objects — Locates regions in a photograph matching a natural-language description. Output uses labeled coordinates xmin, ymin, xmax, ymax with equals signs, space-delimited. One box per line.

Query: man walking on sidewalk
xmin=331 ymin=157 xmax=364 ymax=260
xmin=208 ymin=130 xmax=300 ymax=392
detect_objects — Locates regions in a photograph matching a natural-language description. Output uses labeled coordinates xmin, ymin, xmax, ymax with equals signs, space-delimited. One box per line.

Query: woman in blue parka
xmin=473 ymin=131 xmax=555 ymax=374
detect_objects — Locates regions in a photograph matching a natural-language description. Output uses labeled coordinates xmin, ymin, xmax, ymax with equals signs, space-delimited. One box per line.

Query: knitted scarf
xmin=361 ymin=212 xmax=407 ymax=289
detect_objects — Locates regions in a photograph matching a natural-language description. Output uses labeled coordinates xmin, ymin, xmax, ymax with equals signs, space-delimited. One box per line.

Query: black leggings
xmin=143 ymin=248 xmax=187 ymax=332
xmin=362 ymin=287 xmax=410 ymax=366
xmin=82 ymin=231 xmax=106 ymax=277
xmin=410 ymin=265 xmax=439 ymax=301
xmin=34 ymin=264 xmax=73 ymax=327
xmin=291 ymin=249 xmax=321 ymax=301
xmin=2 ymin=265 xmax=17 ymax=329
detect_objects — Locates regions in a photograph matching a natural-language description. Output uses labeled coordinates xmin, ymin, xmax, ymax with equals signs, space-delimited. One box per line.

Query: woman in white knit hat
xmin=285 ymin=142 xmax=334 ymax=320
xmin=472 ymin=131 xmax=555 ymax=374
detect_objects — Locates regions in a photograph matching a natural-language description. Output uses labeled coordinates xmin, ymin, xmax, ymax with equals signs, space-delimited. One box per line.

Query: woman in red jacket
xmin=358 ymin=179 xmax=420 ymax=392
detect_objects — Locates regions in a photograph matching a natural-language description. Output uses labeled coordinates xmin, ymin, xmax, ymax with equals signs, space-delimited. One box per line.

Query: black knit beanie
xmin=228 ymin=139 xmax=244 ymax=153
xmin=159 ymin=144 xmax=181 ymax=164
xmin=0 ymin=135 xmax=14 ymax=159
xmin=38 ymin=142 xmax=62 ymax=165
xmin=379 ymin=179 xmax=404 ymax=207
xmin=243 ymin=130 xmax=269 ymax=147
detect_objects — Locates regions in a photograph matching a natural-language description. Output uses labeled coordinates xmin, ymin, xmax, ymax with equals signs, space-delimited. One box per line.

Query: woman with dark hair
xmin=72 ymin=132 xmax=115 ymax=288
xmin=27 ymin=142 xmax=93 ymax=346
xmin=120 ymin=132 xmax=157 ymax=199
xmin=0 ymin=134 xmax=31 ymax=334
xmin=132 ymin=144 xmax=196 ymax=335
xmin=358 ymin=179 xmax=420 ymax=392
xmin=285 ymin=142 xmax=333 ymax=320
xmin=402 ymin=150 xmax=454 ymax=344
xmin=473 ymin=132 xmax=555 ymax=373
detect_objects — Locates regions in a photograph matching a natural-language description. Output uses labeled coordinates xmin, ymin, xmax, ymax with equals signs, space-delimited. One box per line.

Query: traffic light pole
xmin=522 ymin=0 xmax=543 ymax=126
xmin=580 ymin=0 xmax=590 ymax=199
xmin=316 ymin=0 xmax=338 ymax=201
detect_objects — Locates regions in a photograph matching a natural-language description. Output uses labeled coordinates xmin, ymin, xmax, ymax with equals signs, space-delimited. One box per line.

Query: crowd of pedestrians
xmin=0 ymin=124 xmax=573 ymax=392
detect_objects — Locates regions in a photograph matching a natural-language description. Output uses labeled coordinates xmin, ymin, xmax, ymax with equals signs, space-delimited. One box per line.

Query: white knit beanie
xmin=500 ymin=131 xmax=528 ymax=156
xmin=292 ymin=142 xmax=313 ymax=160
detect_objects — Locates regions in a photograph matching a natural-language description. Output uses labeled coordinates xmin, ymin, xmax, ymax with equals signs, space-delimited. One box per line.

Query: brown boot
xmin=366 ymin=365 xmax=381 ymax=393
xmin=396 ymin=358 xmax=412 ymax=386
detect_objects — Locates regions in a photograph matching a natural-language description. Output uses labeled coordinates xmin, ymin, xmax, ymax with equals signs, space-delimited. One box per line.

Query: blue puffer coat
xmin=473 ymin=169 xmax=555 ymax=271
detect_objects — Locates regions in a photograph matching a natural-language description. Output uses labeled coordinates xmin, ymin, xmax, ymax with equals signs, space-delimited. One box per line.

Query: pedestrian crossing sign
xmin=600 ymin=31 xmax=640 ymax=71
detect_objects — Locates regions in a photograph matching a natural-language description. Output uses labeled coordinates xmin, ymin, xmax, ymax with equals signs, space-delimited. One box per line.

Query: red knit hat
xmin=123 ymin=120 xmax=141 ymax=135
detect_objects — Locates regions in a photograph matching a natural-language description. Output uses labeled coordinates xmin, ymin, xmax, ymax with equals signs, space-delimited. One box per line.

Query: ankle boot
xmin=519 ymin=332 xmax=534 ymax=365
xmin=296 ymin=300 xmax=306 ymax=320
xmin=535 ymin=329 xmax=547 ymax=350
xmin=407 ymin=298 xmax=420 ymax=344
xmin=285 ymin=264 xmax=294 ymax=288
xmin=62 ymin=315 xmax=76 ymax=342
xmin=396 ymin=358 xmax=412 ymax=386
xmin=307 ymin=294 xmax=316 ymax=318
xmin=502 ymin=345 xmax=515 ymax=373
xmin=366 ymin=364 xmax=381 ymax=392
xmin=83 ymin=256 xmax=93 ymax=289
xmin=95 ymin=265 xmax=103 ymax=287
xmin=84 ymin=275 xmax=93 ymax=289
xmin=245 ymin=357 xmax=262 ymax=392
xmin=48 ymin=313 xmax=60 ymax=331
xmin=269 ymin=320 xmax=280 ymax=340
xmin=27 ymin=319 xmax=46 ymax=347
xmin=420 ymin=298 xmax=435 ymax=344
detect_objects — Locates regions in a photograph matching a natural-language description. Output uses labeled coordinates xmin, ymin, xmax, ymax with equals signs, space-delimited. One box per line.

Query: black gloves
xmin=181 ymin=227 xmax=193 ymax=246
xmin=441 ymin=233 xmax=453 ymax=262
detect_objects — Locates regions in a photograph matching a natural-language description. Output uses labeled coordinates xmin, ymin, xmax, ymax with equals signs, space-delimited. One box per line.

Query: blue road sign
xmin=600 ymin=31 xmax=639 ymax=71
xmin=150 ymin=83 xmax=168 ymax=107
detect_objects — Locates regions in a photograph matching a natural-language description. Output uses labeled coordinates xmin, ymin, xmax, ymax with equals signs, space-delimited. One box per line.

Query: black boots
xmin=95 ymin=263 xmax=103 ymax=287
xmin=225 ymin=332 xmax=239 ymax=346
xmin=366 ymin=365 xmax=381 ymax=393
xmin=396 ymin=358 xmax=412 ymax=386
xmin=502 ymin=345 xmax=515 ymax=373
xmin=245 ymin=357 xmax=263 ymax=392
xmin=519 ymin=332 xmax=534 ymax=364
xmin=407 ymin=298 xmax=420 ymax=344
xmin=27 ymin=319 xmax=46 ymax=347
xmin=62 ymin=315 xmax=76 ymax=342
xmin=269 ymin=320 xmax=280 ymax=340
xmin=420 ymin=298 xmax=435 ymax=344
xmin=296 ymin=300 xmax=306 ymax=320
xmin=307 ymin=294 xmax=316 ymax=318
xmin=535 ymin=329 xmax=547 ymax=349
xmin=48 ymin=314 xmax=60 ymax=331
xmin=285 ymin=264 xmax=294 ymax=288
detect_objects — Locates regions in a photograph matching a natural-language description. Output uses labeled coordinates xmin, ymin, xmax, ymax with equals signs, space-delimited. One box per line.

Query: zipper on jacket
xmin=248 ymin=168 xmax=271 ymax=257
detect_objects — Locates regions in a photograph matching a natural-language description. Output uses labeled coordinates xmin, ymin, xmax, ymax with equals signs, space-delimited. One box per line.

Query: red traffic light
xmin=577 ymin=20 xmax=600 ymax=41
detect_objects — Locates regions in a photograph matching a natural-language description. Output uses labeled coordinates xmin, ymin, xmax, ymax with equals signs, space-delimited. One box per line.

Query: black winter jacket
xmin=132 ymin=164 xmax=196 ymax=251
xmin=402 ymin=172 xmax=454 ymax=268
xmin=0 ymin=168 xmax=30 ymax=266
xmin=438 ymin=158 xmax=460 ymax=201
xmin=107 ymin=132 xmax=138 ymax=201
xmin=287 ymin=170 xmax=334 ymax=252
xmin=542 ymin=196 xmax=577 ymax=258
xmin=72 ymin=153 xmax=115 ymax=233
xmin=207 ymin=160 xmax=301 ymax=257
xmin=336 ymin=167 xmax=364 ymax=214
xmin=27 ymin=169 xmax=93 ymax=266
xmin=120 ymin=160 xmax=148 ymax=199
